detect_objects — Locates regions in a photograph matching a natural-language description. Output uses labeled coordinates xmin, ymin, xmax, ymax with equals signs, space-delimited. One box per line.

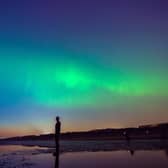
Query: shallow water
xmin=27 ymin=150 xmax=168 ymax=168
xmin=0 ymin=145 xmax=45 ymax=153
xmin=0 ymin=143 xmax=168 ymax=168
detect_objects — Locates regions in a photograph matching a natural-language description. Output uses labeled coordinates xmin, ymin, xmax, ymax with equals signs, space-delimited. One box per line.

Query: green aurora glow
xmin=1 ymin=55 xmax=168 ymax=108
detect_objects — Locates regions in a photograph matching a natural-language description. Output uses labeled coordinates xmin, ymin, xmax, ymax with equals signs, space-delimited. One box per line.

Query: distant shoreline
xmin=1 ymin=123 xmax=168 ymax=142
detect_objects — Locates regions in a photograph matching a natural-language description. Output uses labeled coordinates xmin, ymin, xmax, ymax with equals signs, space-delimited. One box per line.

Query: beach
xmin=0 ymin=140 xmax=168 ymax=168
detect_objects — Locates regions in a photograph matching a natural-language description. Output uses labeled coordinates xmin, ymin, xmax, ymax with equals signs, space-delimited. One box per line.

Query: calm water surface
xmin=32 ymin=150 xmax=168 ymax=168
xmin=0 ymin=145 xmax=168 ymax=168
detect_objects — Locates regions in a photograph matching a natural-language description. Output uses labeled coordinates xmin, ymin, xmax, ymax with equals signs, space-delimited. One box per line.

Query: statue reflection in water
xmin=129 ymin=149 xmax=135 ymax=156
xmin=54 ymin=145 xmax=60 ymax=168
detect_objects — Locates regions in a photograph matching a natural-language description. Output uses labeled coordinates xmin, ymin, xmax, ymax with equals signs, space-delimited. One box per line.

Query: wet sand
xmin=0 ymin=140 xmax=168 ymax=168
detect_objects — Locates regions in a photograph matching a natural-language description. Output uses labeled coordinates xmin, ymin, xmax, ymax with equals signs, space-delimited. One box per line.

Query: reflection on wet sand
xmin=54 ymin=145 xmax=60 ymax=168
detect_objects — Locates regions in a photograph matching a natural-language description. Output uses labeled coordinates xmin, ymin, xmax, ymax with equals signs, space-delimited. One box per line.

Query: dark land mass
xmin=0 ymin=122 xmax=168 ymax=142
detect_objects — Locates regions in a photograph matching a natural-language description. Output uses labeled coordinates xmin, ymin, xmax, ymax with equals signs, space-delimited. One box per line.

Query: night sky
xmin=0 ymin=0 xmax=168 ymax=137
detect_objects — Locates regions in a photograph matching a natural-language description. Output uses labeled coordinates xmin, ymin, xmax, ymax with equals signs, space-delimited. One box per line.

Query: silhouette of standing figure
xmin=55 ymin=116 xmax=61 ymax=150
xmin=124 ymin=131 xmax=130 ymax=145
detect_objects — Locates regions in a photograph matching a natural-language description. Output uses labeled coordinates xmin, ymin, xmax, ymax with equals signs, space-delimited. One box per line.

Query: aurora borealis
xmin=0 ymin=0 xmax=168 ymax=137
